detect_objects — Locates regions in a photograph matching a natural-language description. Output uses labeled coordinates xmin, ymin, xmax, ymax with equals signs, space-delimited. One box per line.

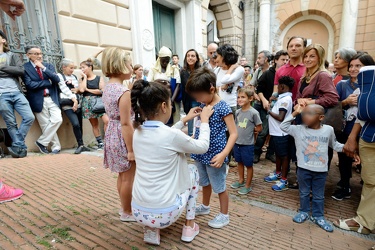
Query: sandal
xmin=311 ymin=216 xmax=333 ymax=232
xmin=262 ymin=145 xmax=268 ymax=152
xmin=333 ymin=218 xmax=371 ymax=235
xmin=293 ymin=211 xmax=309 ymax=223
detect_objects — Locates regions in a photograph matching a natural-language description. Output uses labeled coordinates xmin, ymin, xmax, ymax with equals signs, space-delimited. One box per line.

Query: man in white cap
xmin=148 ymin=46 xmax=181 ymax=124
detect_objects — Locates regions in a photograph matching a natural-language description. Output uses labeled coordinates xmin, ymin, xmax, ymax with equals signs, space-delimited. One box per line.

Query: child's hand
xmin=293 ymin=104 xmax=305 ymax=114
xmin=200 ymin=105 xmax=214 ymax=123
xmin=353 ymin=153 xmax=361 ymax=165
xmin=210 ymin=153 xmax=226 ymax=168
xmin=185 ymin=107 xmax=203 ymax=121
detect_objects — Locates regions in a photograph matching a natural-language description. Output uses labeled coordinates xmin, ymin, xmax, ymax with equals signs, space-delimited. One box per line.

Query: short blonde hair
xmin=101 ymin=47 xmax=132 ymax=77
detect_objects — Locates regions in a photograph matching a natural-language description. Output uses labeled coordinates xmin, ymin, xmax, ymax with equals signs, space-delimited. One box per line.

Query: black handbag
xmin=90 ymin=96 xmax=105 ymax=114
xmin=59 ymin=74 xmax=80 ymax=106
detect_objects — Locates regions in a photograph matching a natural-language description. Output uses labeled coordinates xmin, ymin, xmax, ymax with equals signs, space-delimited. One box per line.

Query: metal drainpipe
xmin=253 ymin=0 xmax=258 ymax=63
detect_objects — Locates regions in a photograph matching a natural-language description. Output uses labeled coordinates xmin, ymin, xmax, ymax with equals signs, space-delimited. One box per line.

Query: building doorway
xmin=152 ymin=1 xmax=176 ymax=55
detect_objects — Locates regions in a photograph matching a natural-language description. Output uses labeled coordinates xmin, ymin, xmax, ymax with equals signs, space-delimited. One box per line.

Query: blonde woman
xmin=101 ymin=47 xmax=135 ymax=222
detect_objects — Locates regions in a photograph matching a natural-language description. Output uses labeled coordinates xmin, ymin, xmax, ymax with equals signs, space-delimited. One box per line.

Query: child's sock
xmin=202 ymin=204 xmax=210 ymax=209
xmin=281 ymin=177 xmax=287 ymax=181
xmin=220 ymin=213 xmax=229 ymax=218
xmin=276 ymin=171 xmax=281 ymax=175
xmin=96 ymin=136 xmax=103 ymax=144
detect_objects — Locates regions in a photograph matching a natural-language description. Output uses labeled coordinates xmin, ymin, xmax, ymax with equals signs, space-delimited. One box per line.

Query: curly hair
xmin=216 ymin=44 xmax=239 ymax=66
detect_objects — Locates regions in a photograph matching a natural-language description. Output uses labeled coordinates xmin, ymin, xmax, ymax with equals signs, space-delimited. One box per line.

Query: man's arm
xmin=0 ymin=53 xmax=24 ymax=76
xmin=24 ymin=70 xmax=51 ymax=90
xmin=43 ymin=64 xmax=60 ymax=84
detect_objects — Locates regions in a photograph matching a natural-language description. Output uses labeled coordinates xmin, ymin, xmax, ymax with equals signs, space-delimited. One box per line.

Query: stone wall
xmin=2 ymin=0 xmax=133 ymax=152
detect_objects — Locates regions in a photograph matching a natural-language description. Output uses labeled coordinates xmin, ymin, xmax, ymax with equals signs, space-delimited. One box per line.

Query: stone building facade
xmin=244 ymin=0 xmax=375 ymax=62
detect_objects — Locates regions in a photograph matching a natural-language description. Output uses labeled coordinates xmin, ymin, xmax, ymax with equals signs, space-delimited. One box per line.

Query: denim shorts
xmin=233 ymin=144 xmax=254 ymax=167
xmin=272 ymin=135 xmax=290 ymax=157
xmin=195 ymin=161 xmax=227 ymax=194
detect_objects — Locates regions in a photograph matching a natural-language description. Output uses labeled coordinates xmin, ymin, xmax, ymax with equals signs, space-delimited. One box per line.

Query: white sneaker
xmin=144 ymin=227 xmax=160 ymax=245
xmin=195 ymin=204 xmax=210 ymax=216
xmin=208 ymin=213 xmax=230 ymax=228
xmin=120 ymin=213 xmax=136 ymax=222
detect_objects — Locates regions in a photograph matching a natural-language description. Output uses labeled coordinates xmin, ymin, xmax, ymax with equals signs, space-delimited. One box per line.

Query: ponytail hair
xmin=131 ymin=80 xmax=171 ymax=128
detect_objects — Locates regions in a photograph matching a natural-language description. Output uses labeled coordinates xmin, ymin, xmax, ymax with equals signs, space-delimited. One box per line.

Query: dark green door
xmin=152 ymin=2 xmax=176 ymax=55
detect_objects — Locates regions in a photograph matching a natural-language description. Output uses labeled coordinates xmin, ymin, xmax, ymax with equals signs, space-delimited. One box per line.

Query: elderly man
xmin=203 ymin=43 xmax=218 ymax=71
xmin=23 ymin=45 xmax=62 ymax=154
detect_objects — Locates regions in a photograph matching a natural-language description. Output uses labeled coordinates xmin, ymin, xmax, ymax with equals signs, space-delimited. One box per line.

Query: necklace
xmin=305 ymin=68 xmax=320 ymax=82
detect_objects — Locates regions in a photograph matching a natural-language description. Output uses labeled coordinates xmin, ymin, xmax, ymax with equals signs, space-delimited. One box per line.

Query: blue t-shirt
xmin=336 ymin=79 xmax=359 ymax=135
xmin=192 ymin=100 xmax=232 ymax=165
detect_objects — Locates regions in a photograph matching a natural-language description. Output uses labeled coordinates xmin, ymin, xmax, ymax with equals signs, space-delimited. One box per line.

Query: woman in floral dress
xmin=101 ymin=47 xmax=135 ymax=222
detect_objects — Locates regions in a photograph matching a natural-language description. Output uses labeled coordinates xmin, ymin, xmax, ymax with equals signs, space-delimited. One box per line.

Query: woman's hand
xmin=200 ymin=105 xmax=214 ymax=123
xmin=344 ymin=94 xmax=358 ymax=106
xmin=80 ymin=71 xmax=87 ymax=79
xmin=210 ymin=153 xmax=226 ymax=168
xmin=262 ymin=100 xmax=270 ymax=111
xmin=297 ymin=98 xmax=312 ymax=106
xmin=184 ymin=107 xmax=203 ymax=122
xmin=72 ymin=99 xmax=78 ymax=112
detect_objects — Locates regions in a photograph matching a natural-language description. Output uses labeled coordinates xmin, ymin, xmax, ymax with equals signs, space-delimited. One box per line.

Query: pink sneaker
xmin=181 ymin=222 xmax=199 ymax=242
xmin=144 ymin=226 xmax=160 ymax=245
xmin=0 ymin=182 xmax=23 ymax=203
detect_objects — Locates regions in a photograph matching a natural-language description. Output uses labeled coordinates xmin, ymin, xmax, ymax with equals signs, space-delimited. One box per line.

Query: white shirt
xmin=215 ymin=66 xmax=244 ymax=107
xmin=268 ymin=92 xmax=293 ymax=136
xmin=132 ymin=120 xmax=210 ymax=209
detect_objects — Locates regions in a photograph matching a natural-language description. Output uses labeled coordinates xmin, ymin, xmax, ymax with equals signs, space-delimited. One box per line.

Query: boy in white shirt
xmin=264 ymin=76 xmax=294 ymax=191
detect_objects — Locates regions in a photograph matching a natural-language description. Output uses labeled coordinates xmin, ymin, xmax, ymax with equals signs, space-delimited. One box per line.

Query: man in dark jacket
xmin=0 ymin=30 xmax=34 ymax=158
xmin=23 ymin=45 xmax=62 ymax=154
xmin=254 ymin=50 xmax=289 ymax=163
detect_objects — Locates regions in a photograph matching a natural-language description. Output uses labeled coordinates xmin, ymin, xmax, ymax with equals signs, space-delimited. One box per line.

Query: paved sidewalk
xmin=0 ymin=152 xmax=373 ymax=249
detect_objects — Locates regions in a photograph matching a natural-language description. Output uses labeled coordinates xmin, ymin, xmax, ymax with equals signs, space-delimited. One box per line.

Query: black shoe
xmin=7 ymin=146 xmax=20 ymax=158
xmin=97 ymin=142 xmax=104 ymax=150
xmin=74 ymin=145 xmax=91 ymax=154
xmin=253 ymin=154 xmax=260 ymax=163
xmin=266 ymin=154 xmax=276 ymax=163
xmin=288 ymin=182 xmax=299 ymax=189
xmin=35 ymin=141 xmax=49 ymax=154
xmin=331 ymin=188 xmax=351 ymax=201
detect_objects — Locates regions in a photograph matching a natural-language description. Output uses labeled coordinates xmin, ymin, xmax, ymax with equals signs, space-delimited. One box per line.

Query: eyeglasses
xmin=301 ymin=111 xmax=320 ymax=116
xmin=28 ymin=52 xmax=43 ymax=56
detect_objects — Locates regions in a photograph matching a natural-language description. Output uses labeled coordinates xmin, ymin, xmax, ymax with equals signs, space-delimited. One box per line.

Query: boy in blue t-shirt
xmin=264 ymin=76 xmax=294 ymax=191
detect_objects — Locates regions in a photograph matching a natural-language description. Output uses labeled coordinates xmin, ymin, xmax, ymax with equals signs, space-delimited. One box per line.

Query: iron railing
xmin=0 ymin=0 xmax=63 ymax=71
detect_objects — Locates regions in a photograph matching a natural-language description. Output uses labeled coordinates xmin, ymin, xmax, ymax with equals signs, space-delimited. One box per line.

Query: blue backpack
xmin=358 ymin=66 xmax=375 ymax=121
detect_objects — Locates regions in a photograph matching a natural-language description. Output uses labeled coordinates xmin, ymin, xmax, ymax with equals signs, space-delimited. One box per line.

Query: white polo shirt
xmin=269 ymin=92 xmax=293 ymax=136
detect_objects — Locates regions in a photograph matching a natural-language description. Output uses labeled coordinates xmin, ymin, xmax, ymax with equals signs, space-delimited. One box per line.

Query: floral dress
xmin=102 ymin=83 xmax=132 ymax=173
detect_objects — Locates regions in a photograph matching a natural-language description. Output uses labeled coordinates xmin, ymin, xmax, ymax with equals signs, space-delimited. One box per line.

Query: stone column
xmin=339 ymin=0 xmax=359 ymax=48
xmin=185 ymin=0 xmax=203 ymax=54
xmin=129 ymin=0 xmax=155 ymax=68
xmin=257 ymin=0 xmax=271 ymax=52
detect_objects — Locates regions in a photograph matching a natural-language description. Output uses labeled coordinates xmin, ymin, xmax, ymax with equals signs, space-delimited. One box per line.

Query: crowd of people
xmin=0 ymin=0 xmax=374 ymax=247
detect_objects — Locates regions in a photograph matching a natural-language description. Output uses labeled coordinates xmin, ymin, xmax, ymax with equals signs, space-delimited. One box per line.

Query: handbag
xmin=358 ymin=67 xmax=375 ymax=121
xmin=308 ymin=75 xmax=344 ymax=133
xmin=59 ymin=74 xmax=81 ymax=106
xmin=90 ymin=96 xmax=105 ymax=114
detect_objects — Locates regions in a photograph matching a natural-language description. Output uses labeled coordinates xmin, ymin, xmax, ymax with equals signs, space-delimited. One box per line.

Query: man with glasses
xmin=23 ymin=45 xmax=62 ymax=154
xmin=0 ymin=30 xmax=34 ymax=158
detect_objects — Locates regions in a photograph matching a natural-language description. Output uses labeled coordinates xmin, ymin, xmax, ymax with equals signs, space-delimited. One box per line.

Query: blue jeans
xmin=187 ymin=101 xmax=200 ymax=136
xmin=297 ymin=168 xmax=327 ymax=217
xmin=0 ymin=92 xmax=34 ymax=149
xmin=64 ymin=108 xmax=83 ymax=146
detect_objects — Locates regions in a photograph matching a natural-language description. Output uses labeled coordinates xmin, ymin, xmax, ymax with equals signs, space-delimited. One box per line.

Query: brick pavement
xmin=0 ymin=152 xmax=373 ymax=250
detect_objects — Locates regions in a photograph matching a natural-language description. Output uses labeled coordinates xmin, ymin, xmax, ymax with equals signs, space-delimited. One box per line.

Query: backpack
xmin=357 ymin=66 xmax=375 ymax=121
